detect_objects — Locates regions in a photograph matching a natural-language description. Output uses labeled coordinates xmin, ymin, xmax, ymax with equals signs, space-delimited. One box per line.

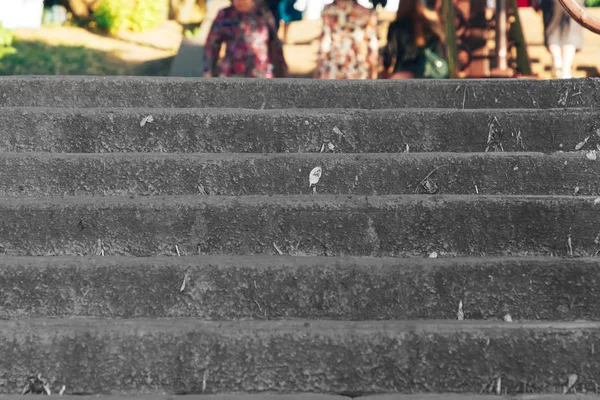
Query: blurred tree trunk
xmin=169 ymin=0 xmax=207 ymax=24
xmin=66 ymin=0 xmax=100 ymax=18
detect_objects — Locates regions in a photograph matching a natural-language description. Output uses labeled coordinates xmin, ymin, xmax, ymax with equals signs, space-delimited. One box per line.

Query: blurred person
xmin=266 ymin=0 xmax=282 ymax=30
xmin=533 ymin=0 xmax=583 ymax=78
xmin=381 ymin=0 xmax=447 ymax=79
xmin=204 ymin=0 xmax=289 ymax=78
xmin=314 ymin=0 xmax=379 ymax=79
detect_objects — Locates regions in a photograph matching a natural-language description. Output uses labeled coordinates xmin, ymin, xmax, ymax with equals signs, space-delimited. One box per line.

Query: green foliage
xmin=0 ymin=40 xmax=128 ymax=75
xmin=93 ymin=0 xmax=168 ymax=34
xmin=0 ymin=23 xmax=14 ymax=48
xmin=585 ymin=0 xmax=600 ymax=7
xmin=0 ymin=23 xmax=17 ymax=65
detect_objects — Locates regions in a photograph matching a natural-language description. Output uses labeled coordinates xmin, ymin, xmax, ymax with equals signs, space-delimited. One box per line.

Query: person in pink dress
xmin=204 ymin=0 xmax=289 ymax=78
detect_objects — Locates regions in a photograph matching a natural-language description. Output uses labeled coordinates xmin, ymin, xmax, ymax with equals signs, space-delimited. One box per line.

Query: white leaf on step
xmin=202 ymin=369 xmax=209 ymax=393
xmin=586 ymin=150 xmax=597 ymax=160
xmin=496 ymin=376 xmax=501 ymax=395
xmin=140 ymin=115 xmax=154 ymax=127
xmin=309 ymin=166 xmax=322 ymax=188
xmin=575 ymin=136 xmax=589 ymax=150
xmin=567 ymin=374 xmax=578 ymax=392
xmin=428 ymin=251 xmax=438 ymax=258
xmin=328 ymin=142 xmax=335 ymax=151
xmin=503 ymin=314 xmax=513 ymax=322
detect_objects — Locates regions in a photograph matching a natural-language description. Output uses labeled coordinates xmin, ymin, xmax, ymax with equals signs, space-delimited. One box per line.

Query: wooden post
xmin=442 ymin=0 xmax=460 ymax=78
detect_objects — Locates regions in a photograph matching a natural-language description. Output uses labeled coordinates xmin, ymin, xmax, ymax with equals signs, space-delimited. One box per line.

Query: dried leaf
xmin=586 ymin=150 xmax=597 ymax=160
xmin=333 ymin=126 xmax=344 ymax=137
xmin=180 ymin=272 xmax=190 ymax=292
xmin=428 ymin=251 xmax=438 ymax=258
xmin=328 ymin=142 xmax=335 ymax=152
xmin=574 ymin=186 xmax=580 ymax=196
xmin=503 ymin=314 xmax=513 ymax=322
xmin=140 ymin=115 xmax=154 ymax=127
xmin=320 ymin=143 xmax=325 ymax=153
xmin=202 ymin=370 xmax=209 ymax=393
xmin=595 ymin=198 xmax=600 ymax=205
xmin=567 ymin=373 xmax=578 ymax=390
xmin=59 ymin=385 xmax=66 ymax=396
xmin=309 ymin=166 xmax=322 ymax=188
xmin=496 ymin=376 xmax=502 ymax=395
xmin=457 ymin=300 xmax=464 ymax=320
xmin=575 ymin=136 xmax=590 ymax=150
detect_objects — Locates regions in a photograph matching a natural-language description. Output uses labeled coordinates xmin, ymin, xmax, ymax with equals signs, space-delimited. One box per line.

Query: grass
xmin=0 ymin=39 xmax=130 ymax=75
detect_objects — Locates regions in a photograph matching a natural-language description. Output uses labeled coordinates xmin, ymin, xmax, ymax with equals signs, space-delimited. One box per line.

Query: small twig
xmin=175 ymin=245 xmax=181 ymax=257
xmin=273 ymin=242 xmax=284 ymax=255
xmin=254 ymin=300 xmax=262 ymax=311
xmin=418 ymin=165 xmax=448 ymax=187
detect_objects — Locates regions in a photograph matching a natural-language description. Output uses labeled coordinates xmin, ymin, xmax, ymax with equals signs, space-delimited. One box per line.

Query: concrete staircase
xmin=1 ymin=75 xmax=600 ymax=399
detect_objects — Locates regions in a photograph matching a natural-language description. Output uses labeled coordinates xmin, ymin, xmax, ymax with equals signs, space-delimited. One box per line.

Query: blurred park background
xmin=0 ymin=0 xmax=599 ymax=78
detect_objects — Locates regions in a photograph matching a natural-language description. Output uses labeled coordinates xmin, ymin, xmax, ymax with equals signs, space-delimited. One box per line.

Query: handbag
xmin=417 ymin=42 xmax=449 ymax=79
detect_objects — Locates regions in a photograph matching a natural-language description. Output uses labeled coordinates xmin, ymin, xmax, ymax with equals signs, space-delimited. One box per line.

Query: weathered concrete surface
xmin=2 ymin=255 xmax=600 ymax=320
xmin=0 ymin=318 xmax=598 ymax=394
xmin=361 ymin=396 xmax=600 ymax=400
xmin=0 ymin=76 xmax=598 ymax=109
xmin=0 ymin=107 xmax=599 ymax=153
xmin=0 ymin=195 xmax=598 ymax=257
xmin=4 ymin=396 xmax=599 ymax=400
xmin=0 ymin=152 xmax=599 ymax=196
xmin=8 ymin=396 xmax=350 ymax=400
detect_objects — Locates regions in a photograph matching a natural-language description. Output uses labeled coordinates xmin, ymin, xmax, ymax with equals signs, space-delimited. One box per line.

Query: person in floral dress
xmin=204 ymin=0 xmax=289 ymax=78
xmin=314 ymin=0 xmax=379 ymax=80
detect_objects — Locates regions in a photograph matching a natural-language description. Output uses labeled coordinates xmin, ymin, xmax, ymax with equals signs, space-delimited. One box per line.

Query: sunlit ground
xmin=0 ymin=7 xmax=599 ymax=78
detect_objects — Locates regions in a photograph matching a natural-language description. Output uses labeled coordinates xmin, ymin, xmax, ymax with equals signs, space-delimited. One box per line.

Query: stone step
xmin=0 ymin=107 xmax=597 ymax=153
xmin=5 ymin=396 xmax=599 ymax=400
xmin=0 ymin=318 xmax=597 ymax=394
xmin=0 ymin=76 xmax=596 ymax=109
xmin=0 ymin=195 xmax=597 ymax=257
xmin=0 ymin=152 xmax=597 ymax=197
xmin=0 ymin=255 xmax=598 ymax=320
xmin=4 ymin=396 xmax=599 ymax=400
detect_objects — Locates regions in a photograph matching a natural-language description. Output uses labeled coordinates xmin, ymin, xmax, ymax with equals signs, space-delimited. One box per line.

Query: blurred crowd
xmin=202 ymin=0 xmax=585 ymax=79
xmin=203 ymin=0 xmax=448 ymax=79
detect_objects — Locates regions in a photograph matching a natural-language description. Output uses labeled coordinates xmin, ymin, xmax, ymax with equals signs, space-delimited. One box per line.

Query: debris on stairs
xmin=0 ymin=76 xmax=600 ymax=398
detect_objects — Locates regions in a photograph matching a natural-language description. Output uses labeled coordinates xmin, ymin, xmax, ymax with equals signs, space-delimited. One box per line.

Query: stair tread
xmin=0 ymin=317 xmax=597 ymax=394
xmin=0 ymin=194 xmax=596 ymax=257
xmin=0 ymin=151 xmax=596 ymax=197
xmin=0 ymin=106 xmax=597 ymax=153
xmin=0 ymin=76 xmax=596 ymax=109
xmin=0 ymin=255 xmax=598 ymax=320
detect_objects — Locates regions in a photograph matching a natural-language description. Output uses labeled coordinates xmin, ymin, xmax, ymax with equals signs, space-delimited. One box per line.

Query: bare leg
xmin=283 ymin=22 xmax=291 ymax=43
xmin=548 ymin=44 xmax=562 ymax=78
xmin=561 ymin=44 xmax=576 ymax=79
xmin=390 ymin=71 xmax=415 ymax=79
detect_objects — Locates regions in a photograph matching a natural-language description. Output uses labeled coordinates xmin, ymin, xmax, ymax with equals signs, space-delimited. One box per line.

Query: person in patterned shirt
xmin=314 ymin=0 xmax=380 ymax=80
xmin=204 ymin=0 xmax=289 ymax=78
